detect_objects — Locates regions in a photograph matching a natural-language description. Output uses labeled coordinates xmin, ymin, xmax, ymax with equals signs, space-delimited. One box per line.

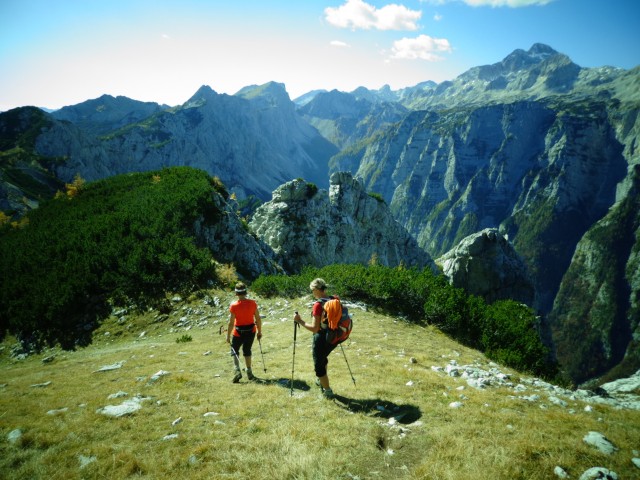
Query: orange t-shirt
xmin=229 ymin=299 xmax=257 ymax=337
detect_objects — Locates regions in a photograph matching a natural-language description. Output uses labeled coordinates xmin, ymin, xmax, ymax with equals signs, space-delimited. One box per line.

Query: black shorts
xmin=231 ymin=329 xmax=255 ymax=357
xmin=312 ymin=332 xmax=337 ymax=378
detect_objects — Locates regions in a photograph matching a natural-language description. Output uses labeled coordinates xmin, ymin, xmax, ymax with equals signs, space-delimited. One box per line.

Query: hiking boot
xmin=246 ymin=369 xmax=256 ymax=381
xmin=322 ymin=388 xmax=335 ymax=399
xmin=232 ymin=370 xmax=242 ymax=383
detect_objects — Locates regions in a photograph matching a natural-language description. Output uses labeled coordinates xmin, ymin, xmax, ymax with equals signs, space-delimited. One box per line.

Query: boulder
xmin=437 ymin=228 xmax=535 ymax=306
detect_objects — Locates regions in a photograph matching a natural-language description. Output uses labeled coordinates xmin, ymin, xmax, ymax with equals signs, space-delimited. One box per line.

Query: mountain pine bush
xmin=0 ymin=167 xmax=220 ymax=349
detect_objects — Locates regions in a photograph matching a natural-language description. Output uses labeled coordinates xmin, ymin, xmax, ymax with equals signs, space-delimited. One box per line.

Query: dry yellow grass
xmin=1 ymin=290 xmax=638 ymax=479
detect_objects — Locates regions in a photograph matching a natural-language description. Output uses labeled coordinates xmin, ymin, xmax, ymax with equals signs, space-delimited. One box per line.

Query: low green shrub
xmin=253 ymin=264 xmax=557 ymax=378
xmin=482 ymin=300 xmax=556 ymax=377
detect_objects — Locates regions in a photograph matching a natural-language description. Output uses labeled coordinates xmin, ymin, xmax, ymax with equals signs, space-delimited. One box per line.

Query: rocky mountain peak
xmin=298 ymin=89 xmax=365 ymax=119
xmin=250 ymin=172 xmax=435 ymax=273
xmin=501 ymin=43 xmax=559 ymax=70
xmin=235 ymin=81 xmax=291 ymax=106
xmin=528 ymin=42 xmax=559 ymax=57
xmin=184 ymin=85 xmax=219 ymax=107
xmin=464 ymin=43 xmax=567 ymax=83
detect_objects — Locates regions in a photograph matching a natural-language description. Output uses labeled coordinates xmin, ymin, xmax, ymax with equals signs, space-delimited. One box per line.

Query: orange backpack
xmin=321 ymin=296 xmax=353 ymax=345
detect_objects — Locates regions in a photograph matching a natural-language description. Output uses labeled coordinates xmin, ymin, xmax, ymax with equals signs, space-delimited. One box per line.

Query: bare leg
xmin=319 ymin=374 xmax=330 ymax=389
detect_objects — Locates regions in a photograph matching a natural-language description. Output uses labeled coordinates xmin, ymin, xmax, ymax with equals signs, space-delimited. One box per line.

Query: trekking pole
xmin=219 ymin=326 xmax=242 ymax=370
xmin=258 ymin=337 xmax=267 ymax=373
xmin=229 ymin=344 xmax=241 ymax=364
xmin=340 ymin=343 xmax=356 ymax=389
xmin=290 ymin=312 xmax=299 ymax=396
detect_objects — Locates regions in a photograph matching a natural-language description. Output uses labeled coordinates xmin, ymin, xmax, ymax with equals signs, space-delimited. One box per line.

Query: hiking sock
xmin=246 ymin=368 xmax=255 ymax=380
xmin=232 ymin=351 xmax=241 ymax=370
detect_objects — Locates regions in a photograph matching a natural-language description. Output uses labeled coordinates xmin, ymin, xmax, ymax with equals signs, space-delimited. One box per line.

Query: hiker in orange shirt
xmin=226 ymin=282 xmax=262 ymax=383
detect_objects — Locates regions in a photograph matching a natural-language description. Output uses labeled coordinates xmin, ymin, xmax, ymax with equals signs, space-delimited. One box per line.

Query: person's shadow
xmin=249 ymin=377 xmax=421 ymax=424
xmin=252 ymin=376 xmax=311 ymax=392
xmin=331 ymin=394 xmax=422 ymax=424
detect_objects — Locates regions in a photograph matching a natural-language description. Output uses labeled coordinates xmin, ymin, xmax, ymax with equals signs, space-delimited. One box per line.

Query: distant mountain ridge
xmin=13 ymin=82 xmax=338 ymax=201
xmin=1 ymin=43 xmax=638 ymax=386
xmin=52 ymin=94 xmax=167 ymax=136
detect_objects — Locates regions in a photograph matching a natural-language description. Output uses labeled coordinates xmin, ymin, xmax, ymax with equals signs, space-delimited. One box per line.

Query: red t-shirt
xmin=229 ymin=299 xmax=257 ymax=337
xmin=312 ymin=300 xmax=324 ymax=317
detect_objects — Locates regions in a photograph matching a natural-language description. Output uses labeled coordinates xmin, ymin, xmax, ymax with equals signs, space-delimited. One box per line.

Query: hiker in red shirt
xmin=293 ymin=278 xmax=337 ymax=398
xmin=226 ymin=282 xmax=262 ymax=383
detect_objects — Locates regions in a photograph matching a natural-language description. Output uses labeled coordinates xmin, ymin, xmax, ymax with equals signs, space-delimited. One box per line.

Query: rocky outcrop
xmin=436 ymin=228 xmax=535 ymax=307
xmin=193 ymin=191 xmax=282 ymax=280
xmin=250 ymin=172 xmax=435 ymax=273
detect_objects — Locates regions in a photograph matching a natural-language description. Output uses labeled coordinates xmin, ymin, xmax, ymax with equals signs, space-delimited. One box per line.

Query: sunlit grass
xmin=1 ymin=290 xmax=638 ymax=479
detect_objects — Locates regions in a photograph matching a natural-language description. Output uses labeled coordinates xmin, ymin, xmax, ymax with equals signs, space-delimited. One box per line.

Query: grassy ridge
xmin=0 ymin=290 xmax=637 ymax=479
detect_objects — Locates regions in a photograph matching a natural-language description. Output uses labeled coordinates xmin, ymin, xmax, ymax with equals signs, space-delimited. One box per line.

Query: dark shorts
xmin=231 ymin=330 xmax=255 ymax=357
xmin=312 ymin=332 xmax=338 ymax=378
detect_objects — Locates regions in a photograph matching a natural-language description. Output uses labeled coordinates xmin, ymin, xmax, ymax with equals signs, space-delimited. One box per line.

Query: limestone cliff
xmin=549 ymin=165 xmax=640 ymax=385
xmin=193 ymin=192 xmax=282 ymax=280
xmin=250 ymin=172 xmax=435 ymax=273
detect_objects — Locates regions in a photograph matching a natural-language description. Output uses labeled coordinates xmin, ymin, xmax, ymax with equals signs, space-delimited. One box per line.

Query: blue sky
xmin=1 ymin=0 xmax=638 ymax=111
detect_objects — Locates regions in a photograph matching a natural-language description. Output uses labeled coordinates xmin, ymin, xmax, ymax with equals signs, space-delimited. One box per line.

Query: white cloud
xmin=330 ymin=40 xmax=350 ymax=47
xmin=390 ymin=34 xmax=452 ymax=61
xmin=325 ymin=0 xmax=421 ymax=31
xmin=434 ymin=13 xmax=443 ymax=21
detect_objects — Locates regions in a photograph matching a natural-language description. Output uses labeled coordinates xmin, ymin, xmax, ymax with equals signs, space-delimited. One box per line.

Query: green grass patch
xmin=0 ymin=290 xmax=637 ymax=480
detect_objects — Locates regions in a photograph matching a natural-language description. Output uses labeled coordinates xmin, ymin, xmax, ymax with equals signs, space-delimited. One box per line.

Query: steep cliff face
xmin=0 ymin=107 xmax=67 ymax=215
xmin=324 ymin=45 xmax=638 ymax=384
xmin=250 ymin=172 xmax=435 ymax=273
xmin=349 ymin=99 xmax=627 ymax=315
xmin=193 ymin=191 xmax=283 ymax=280
xmin=549 ymin=165 xmax=640 ymax=385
